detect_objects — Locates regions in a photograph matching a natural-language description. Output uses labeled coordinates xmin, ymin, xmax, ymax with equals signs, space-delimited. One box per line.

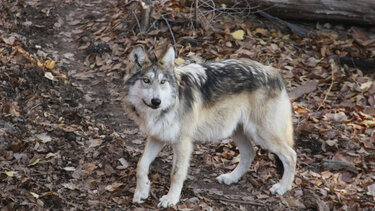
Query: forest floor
xmin=1 ymin=0 xmax=375 ymax=210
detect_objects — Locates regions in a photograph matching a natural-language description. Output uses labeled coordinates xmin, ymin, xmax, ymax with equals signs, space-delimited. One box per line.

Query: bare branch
xmin=161 ymin=15 xmax=177 ymax=57
xmin=132 ymin=10 xmax=141 ymax=33
xmin=140 ymin=0 xmax=152 ymax=32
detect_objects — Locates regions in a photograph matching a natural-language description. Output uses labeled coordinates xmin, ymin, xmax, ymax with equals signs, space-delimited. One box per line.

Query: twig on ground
xmin=317 ymin=58 xmax=336 ymax=111
xmin=132 ymin=10 xmax=141 ymax=33
xmin=161 ymin=15 xmax=177 ymax=57
xmin=145 ymin=19 xmax=157 ymax=34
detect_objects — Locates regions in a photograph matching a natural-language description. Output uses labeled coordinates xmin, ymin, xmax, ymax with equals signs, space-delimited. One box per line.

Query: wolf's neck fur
xmin=133 ymin=98 xmax=181 ymax=143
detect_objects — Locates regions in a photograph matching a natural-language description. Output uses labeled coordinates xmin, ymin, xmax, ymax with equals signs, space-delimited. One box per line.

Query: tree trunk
xmin=212 ymin=0 xmax=375 ymax=25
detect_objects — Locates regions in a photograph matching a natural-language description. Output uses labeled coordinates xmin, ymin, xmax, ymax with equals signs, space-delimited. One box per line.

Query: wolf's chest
xmin=142 ymin=112 xmax=180 ymax=143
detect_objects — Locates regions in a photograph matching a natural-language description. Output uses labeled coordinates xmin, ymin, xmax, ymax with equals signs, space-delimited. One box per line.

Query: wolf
xmin=123 ymin=45 xmax=296 ymax=208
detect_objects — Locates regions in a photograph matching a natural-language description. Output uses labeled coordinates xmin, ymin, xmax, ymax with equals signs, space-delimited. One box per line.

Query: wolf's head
xmin=124 ymin=45 xmax=178 ymax=111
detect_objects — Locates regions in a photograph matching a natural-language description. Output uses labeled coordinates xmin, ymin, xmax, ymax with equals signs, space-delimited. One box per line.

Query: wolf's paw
xmin=270 ymin=183 xmax=290 ymax=195
xmin=216 ymin=173 xmax=239 ymax=185
xmin=132 ymin=181 xmax=151 ymax=204
xmin=133 ymin=189 xmax=149 ymax=204
xmin=157 ymin=194 xmax=179 ymax=208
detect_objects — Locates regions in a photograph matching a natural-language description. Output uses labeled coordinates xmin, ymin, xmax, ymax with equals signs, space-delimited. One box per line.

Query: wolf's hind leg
xmin=253 ymin=127 xmax=296 ymax=195
xmin=217 ymin=128 xmax=255 ymax=185
xmin=133 ymin=138 xmax=164 ymax=204
xmin=268 ymin=142 xmax=296 ymax=195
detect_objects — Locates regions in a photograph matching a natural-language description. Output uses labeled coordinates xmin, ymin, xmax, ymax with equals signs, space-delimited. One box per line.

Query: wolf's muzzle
xmin=143 ymin=99 xmax=160 ymax=109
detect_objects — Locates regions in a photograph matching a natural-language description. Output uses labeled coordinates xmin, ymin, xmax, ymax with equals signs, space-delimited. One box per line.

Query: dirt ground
xmin=1 ymin=0 xmax=375 ymax=210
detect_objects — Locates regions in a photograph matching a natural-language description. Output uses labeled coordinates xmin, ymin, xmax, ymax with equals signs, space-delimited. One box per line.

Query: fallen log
xmin=201 ymin=0 xmax=375 ymax=26
xmin=256 ymin=0 xmax=375 ymax=25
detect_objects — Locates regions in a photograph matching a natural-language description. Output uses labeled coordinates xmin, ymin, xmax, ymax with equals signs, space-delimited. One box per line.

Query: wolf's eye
xmin=160 ymin=79 xmax=166 ymax=84
xmin=143 ymin=78 xmax=150 ymax=84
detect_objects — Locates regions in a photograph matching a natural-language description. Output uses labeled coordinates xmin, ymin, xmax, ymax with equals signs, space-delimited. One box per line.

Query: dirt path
xmin=2 ymin=0 xmax=374 ymax=210
xmin=47 ymin=0 xmax=128 ymax=131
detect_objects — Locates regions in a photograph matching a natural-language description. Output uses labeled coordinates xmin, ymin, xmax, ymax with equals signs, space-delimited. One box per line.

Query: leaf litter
xmin=0 ymin=0 xmax=375 ymax=210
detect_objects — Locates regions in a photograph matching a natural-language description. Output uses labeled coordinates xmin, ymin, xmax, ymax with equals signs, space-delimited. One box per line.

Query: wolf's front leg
xmin=133 ymin=138 xmax=164 ymax=204
xmin=158 ymin=138 xmax=193 ymax=208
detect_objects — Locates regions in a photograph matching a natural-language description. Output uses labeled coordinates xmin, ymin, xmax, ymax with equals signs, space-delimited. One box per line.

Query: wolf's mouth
xmin=142 ymin=100 xmax=159 ymax=109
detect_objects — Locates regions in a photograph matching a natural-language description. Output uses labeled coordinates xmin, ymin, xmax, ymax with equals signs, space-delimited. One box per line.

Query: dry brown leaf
xmin=105 ymin=182 xmax=123 ymax=192
xmin=325 ymin=112 xmax=348 ymax=122
xmin=288 ymin=80 xmax=318 ymax=100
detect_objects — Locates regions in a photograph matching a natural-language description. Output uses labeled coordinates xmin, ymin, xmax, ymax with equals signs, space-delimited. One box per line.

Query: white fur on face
xmin=128 ymin=71 xmax=176 ymax=111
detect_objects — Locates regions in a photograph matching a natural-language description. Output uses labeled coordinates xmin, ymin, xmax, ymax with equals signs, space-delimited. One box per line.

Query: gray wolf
xmin=123 ymin=45 xmax=296 ymax=208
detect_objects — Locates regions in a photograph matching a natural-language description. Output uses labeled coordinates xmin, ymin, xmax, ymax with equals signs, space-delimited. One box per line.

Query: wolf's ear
xmin=159 ymin=45 xmax=175 ymax=69
xmin=129 ymin=45 xmax=150 ymax=70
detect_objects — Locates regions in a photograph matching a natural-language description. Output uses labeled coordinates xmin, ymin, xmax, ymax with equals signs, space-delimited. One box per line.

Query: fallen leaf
xmin=231 ymin=30 xmax=245 ymax=40
xmin=270 ymin=43 xmax=279 ymax=51
xmin=63 ymin=166 xmax=76 ymax=172
xmin=62 ymin=183 xmax=78 ymax=190
xmin=288 ymin=80 xmax=318 ymax=100
xmin=236 ymin=49 xmax=256 ymax=59
xmin=3 ymin=171 xmax=17 ymax=177
xmin=89 ymin=139 xmax=102 ymax=148
xmin=349 ymin=27 xmax=371 ymax=46
xmin=303 ymin=189 xmax=329 ymax=211
xmin=295 ymin=107 xmax=310 ymax=114
xmin=96 ymin=55 xmax=103 ymax=66
xmin=44 ymin=72 xmax=56 ymax=81
xmin=44 ymin=60 xmax=55 ymax=69
xmin=78 ymin=42 xmax=90 ymax=50
xmin=72 ymin=29 xmax=84 ymax=34
xmin=367 ymin=183 xmax=375 ymax=196
xmin=255 ymin=28 xmax=268 ymax=36
xmin=68 ymin=20 xmax=81 ymax=26
xmin=360 ymin=81 xmax=373 ymax=91
xmin=305 ymin=57 xmax=321 ymax=67
xmin=84 ymin=163 xmax=97 ymax=173
xmin=225 ymin=41 xmax=232 ymax=47
xmin=326 ymin=139 xmax=338 ymax=147
xmin=132 ymin=139 xmax=143 ymax=145
xmin=35 ymin=133 xmax=52 ymax=143
xmin=325 ymin=112 xmax=348 ymax=122
xmin=118 ymin=158 xmax=129 ymax=169
xmin=45 ymin=152 xmax=58 ymax=159
xmin=28 ymin=158 xmax=41 ymax=166
xmin=105 ymin=182 xmax=123 ymax=192
xmin=63 ymin=53 xmax=74 ymax=60
xmin=9 ymin=103 xmax=20 ymax=117
xmin=363 ymin=120 xmax=375 ymax=128
xmin=285 ymin=198 xmax=306 ymax=209
xmin=30 ymin=192 xmax=39 ymax=199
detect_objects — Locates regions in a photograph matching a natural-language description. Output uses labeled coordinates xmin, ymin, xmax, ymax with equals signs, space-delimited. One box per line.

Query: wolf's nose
xmin=151 ymin=98 xmax=161 ymax=106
